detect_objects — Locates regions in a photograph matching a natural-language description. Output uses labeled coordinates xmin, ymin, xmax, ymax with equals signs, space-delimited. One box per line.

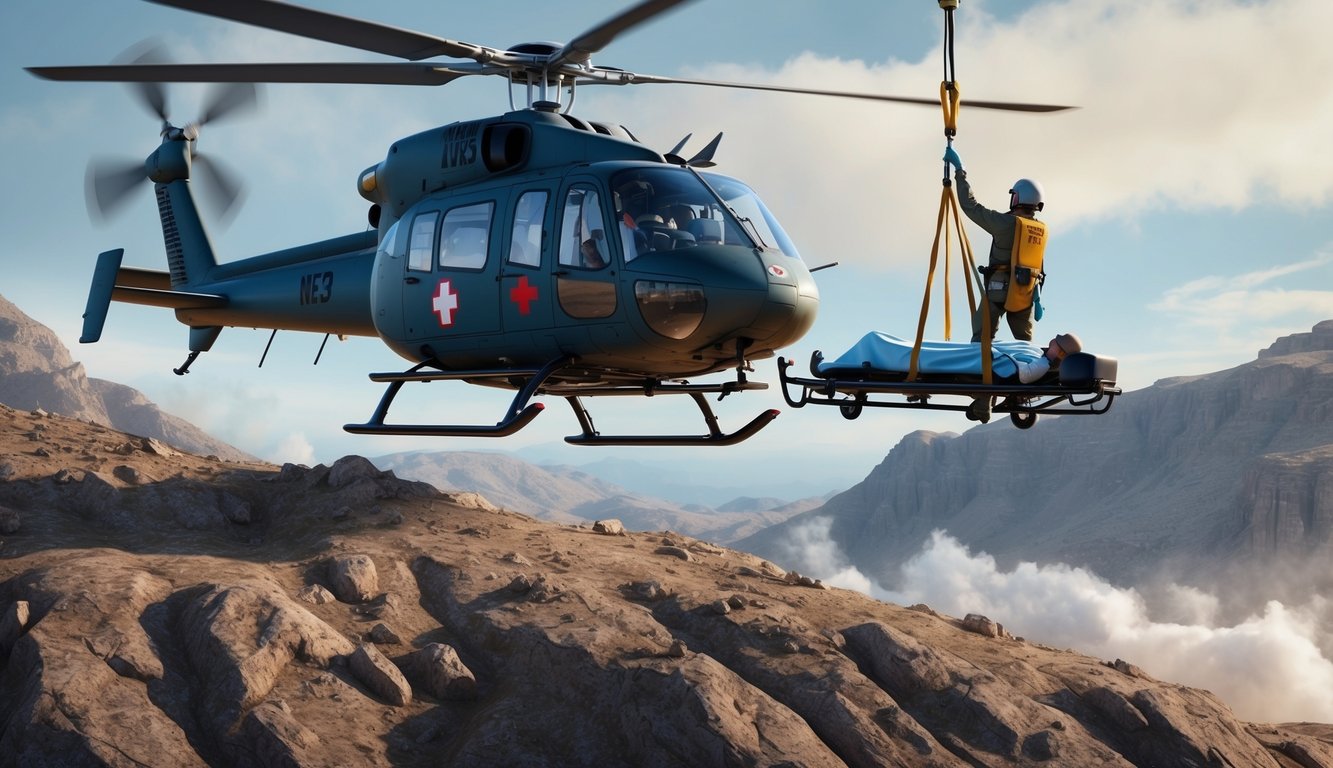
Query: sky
xmin=3 ymin=0 xmax=1333 ymax=723
xmin=2 ymin=0 xmax=1331 ymax=484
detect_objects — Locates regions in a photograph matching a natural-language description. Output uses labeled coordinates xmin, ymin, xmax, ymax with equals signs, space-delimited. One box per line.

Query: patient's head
xmin=1050 ymin=332 xmax=1083 ymax=359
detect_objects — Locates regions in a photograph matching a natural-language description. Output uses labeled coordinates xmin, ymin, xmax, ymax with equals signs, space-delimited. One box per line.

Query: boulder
xmin=329 ymin=554 xmax=378 ymax=603
xmin=350 ymin=643 xmax=412 ymax=706
xmin=395 ymin=643 xmax=478 ymax=701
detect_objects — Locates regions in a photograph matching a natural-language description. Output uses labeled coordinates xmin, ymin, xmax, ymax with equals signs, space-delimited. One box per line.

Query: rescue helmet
xmin=1009 ymin=178 xmax=1044 ymax=211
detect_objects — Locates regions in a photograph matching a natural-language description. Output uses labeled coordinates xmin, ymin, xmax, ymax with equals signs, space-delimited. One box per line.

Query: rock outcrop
xmin=1 ymin=406 xmax=1330 ymax=766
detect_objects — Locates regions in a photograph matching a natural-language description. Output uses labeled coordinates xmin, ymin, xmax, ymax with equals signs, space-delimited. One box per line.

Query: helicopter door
xmin=554 ymin=183 xmax=618 ymax=324
xmin=399 ymin=199 xmax=501 ymax=347
xmin=499 ymin=189 xmax=554 ymax=335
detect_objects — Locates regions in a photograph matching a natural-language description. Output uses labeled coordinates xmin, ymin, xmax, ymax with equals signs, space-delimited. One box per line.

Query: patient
xmin=815 ymin=330 xmax=1083 ymax=424
xmin=818 ymin=331 xmax=1081 ymax=383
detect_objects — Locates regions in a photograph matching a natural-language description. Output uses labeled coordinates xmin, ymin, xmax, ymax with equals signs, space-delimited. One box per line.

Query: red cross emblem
xmin=431 ymin=279 xmax=459 ymax=327
xmin=509 ymin=275 xmax=539 ymax=316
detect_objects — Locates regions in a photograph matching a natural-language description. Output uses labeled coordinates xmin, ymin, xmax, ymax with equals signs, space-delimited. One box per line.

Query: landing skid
xmin=344 ymin=356 xmax=777 ymax=446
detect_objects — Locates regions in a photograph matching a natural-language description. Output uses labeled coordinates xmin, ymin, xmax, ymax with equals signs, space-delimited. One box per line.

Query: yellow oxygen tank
xmin=1005 ymin=217 xmax=1046 ymax=312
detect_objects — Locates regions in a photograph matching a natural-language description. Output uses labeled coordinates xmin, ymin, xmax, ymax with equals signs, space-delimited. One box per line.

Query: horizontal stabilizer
xmin=82 ymin=251 xmax=227 ymax=343
xmin=110 ymin=286 xmax=228 ymax=310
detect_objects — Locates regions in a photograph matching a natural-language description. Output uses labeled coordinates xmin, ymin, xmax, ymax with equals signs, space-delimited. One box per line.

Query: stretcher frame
xmin=777 ymin=350 xmax=1120 ymax=429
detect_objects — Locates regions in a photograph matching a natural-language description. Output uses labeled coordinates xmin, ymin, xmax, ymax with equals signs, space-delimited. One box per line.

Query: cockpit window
xmin=610 ymin=167 xmax=799 ymax=260
xmin=701 ymin=172 xmax=801 ymax=260
xmin=612 ymin=168 xmax=749 ymax=259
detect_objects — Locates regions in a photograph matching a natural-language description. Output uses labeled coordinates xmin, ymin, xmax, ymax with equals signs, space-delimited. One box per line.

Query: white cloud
xmin=1144 ymin=250 xmax=1333 ymax=366
xmin=590 ymin=0 xmax=1333 ymax=270
xmin=271 ymin=432 xmax=316 ymax=466
xmin=775 ymin=517 xmax=877 ymax=594
xmin=783 ymin=524 xmax=1333 ymax=723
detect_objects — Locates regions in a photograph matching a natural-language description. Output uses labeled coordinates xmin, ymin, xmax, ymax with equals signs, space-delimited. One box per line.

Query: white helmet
xmin=1009 ymin=178 xmax=1044 ymax=211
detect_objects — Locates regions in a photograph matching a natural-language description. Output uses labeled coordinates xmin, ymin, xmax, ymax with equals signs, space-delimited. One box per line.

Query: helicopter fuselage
xmin=366 ymin=173 xmax=816 ymax=377
xmin=352 ymin=107 xmax=818 ymax=378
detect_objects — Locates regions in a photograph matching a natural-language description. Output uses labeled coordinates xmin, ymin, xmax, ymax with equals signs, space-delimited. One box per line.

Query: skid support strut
xmin=343 ymin=356 xmax=570 ymax=437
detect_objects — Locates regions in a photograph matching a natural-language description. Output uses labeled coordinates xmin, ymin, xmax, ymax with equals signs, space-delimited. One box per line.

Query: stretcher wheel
xmin=1010 ymin=411 xmax=1038 ymax=430
xmin=839 ymin=400 xmax=863 ymax=420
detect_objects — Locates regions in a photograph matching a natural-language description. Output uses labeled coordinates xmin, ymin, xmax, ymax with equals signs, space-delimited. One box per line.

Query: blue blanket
xmin=818 ymin=332 xmax=1044 ymax=379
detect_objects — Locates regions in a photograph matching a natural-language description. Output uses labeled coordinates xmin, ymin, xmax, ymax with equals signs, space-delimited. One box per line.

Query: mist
xmin=778 ymin=519 xmax=1333 ymax=724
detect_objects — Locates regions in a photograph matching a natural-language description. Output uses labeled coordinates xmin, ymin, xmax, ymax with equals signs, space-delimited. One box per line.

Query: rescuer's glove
xmin=943 ymin=146 xmax=963 ymax=171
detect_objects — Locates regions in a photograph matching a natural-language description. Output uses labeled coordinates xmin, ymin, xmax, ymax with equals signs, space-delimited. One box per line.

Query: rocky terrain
xmin=0 ymin=294 xmax=252 ymax=463
xmin=741 ymin=321 xmax=1333 ymax=599
xmin=2 ymin=406 xmax=1332 ymax=766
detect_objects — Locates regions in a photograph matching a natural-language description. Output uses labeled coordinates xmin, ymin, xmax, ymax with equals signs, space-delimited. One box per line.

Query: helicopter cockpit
xmin=610 ymin=168 xmax=800 ymax=262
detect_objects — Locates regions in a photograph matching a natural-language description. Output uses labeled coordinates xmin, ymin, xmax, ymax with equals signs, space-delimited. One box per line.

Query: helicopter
xmin=27 ymin=0 xmax=1071 ymax=446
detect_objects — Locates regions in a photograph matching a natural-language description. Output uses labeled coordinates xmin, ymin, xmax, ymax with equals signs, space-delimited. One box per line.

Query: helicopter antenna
xmin=664 ymin=133 xmax=693 ymax=164
xmin=685 ymin=132 xmax=723 ymax=168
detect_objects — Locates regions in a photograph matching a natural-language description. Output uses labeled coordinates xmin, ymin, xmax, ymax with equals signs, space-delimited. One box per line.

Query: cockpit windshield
xmin=610 ymin=167 xmax=800 ymax=262
xmin=700 ymin=173 xmax=801 ymax=260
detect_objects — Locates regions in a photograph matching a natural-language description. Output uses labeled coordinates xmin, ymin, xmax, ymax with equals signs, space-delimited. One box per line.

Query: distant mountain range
xmin=514 ymin=450 xmax=861 ymax=508
xmin=371 ymin=449 xmax=830 ymax=542
xmin=0 ymin=294 xmax=253 ymax=462
xmin=739 ymin=321 xmax=1333 ymax=609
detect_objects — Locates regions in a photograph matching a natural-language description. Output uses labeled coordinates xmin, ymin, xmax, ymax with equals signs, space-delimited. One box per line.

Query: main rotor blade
xmin=146 ymin=0 xmax=486 ymax=62
xmin=550 ymin=0 xmax=697 ymax=70
xmin=27 ymin=62 xmax=480 ymax=86
xmin=611 ymin=73 xmax=1077 ymax=113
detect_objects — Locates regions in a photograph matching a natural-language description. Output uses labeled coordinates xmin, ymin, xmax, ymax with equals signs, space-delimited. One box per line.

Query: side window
xmin=440 ymin=201 xmax=494 ymax=270
xmin=377 ymin=219 xmax=400 ymax=258
xmin=558 ymin=186 xmax=610 ymax=270
xmin=508 ymin=191 xmax=546 ymax=267
xmin=407 ymin=211 xmax=439 ymax=272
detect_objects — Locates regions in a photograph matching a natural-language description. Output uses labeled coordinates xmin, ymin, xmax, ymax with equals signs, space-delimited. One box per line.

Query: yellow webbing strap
xmin=910 ymin=80 xmax=993 ymax=383
xmin=940 ymin=81 xmax=961 ymax=137
xmin=908 ymin=186 xmax=952 ymax=380
xmin=949 ymin=190 xmax=992 ymax=384
xmin=908 ymin=180 xmax=989 ymax=381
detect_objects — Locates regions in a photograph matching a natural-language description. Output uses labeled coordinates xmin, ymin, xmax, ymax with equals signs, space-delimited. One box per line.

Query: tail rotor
xmin=85 ymin=44 xmax=259 ymax=225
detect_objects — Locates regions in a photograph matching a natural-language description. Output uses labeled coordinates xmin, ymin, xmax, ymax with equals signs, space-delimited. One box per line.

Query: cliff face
xmin=1234 ymin=445 xmax=1333 ymax=556
xmin=0 ymin=294 xmax=253 ymax=462
xmin=741 ymin=321 xmax=1333 ymax=589
xmin=2 ymin=406 xmax=1330 ymax=767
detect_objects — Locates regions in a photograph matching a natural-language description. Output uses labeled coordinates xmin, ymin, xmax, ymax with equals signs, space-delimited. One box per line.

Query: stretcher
xmin=777 ymin=333 xmax=1120 ymax=429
